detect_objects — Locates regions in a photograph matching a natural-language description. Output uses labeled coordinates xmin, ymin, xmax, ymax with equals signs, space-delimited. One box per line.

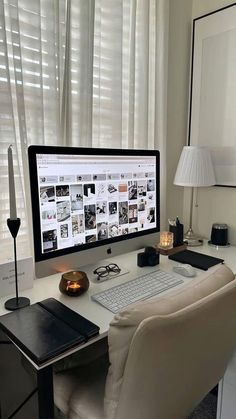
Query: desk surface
xmin=0 ymin=242 xmax=234 ymax=368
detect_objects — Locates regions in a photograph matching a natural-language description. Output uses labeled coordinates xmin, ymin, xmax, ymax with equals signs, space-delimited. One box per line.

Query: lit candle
xmin=8 ymin=145 xmax=17 ymax=220
xmin=59 ymin=270 xmax=89 ymax=296
xmin=66 ymin=281 xmax=81 ymax=292
xmin=159 ymin=231 xmax=174 ymax=249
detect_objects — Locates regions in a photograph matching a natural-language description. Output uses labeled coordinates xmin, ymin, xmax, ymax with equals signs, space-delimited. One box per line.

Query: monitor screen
xmin=28 ymin=146 xmax=160 ymax=276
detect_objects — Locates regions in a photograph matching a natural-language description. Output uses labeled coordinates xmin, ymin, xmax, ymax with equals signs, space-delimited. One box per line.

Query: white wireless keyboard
xmin=92 ymin=269 xmax=184 ymax=313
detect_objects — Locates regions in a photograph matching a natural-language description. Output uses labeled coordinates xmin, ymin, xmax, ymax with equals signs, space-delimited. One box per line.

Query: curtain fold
xmin=61 ymin=0 xmax=71 ymax=145
xmin=0 ymin=0 xmax=168 ymax=261
xmin=155 ymin=0 xmax=169 ymax=228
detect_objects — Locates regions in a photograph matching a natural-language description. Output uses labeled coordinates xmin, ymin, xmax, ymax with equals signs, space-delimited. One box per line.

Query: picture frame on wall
xmin=188 ymin=3 xmax=236 ymax=187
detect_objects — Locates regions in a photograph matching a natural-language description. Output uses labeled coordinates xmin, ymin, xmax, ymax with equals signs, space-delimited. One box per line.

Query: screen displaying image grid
xmin=36 ymin=153 xmax=158 ymax=254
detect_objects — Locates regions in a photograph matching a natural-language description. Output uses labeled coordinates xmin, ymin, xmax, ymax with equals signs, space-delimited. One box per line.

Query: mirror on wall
xmin=188 ymin=3 xmax=236 ymax=187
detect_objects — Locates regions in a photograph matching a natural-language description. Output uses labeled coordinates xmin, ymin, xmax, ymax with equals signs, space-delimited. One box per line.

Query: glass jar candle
xmin=59 ymin=271 xmax=89 ymax=296
xmin=158 ymin=231 xmax=174 ymax=250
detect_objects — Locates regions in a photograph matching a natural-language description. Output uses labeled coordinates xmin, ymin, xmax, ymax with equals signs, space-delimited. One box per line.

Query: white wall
xmin=192 ymin=0 xmax=235 ymax=18
xmin=190 ymin=0 xmax=236 ymax=244
xmin=166 ymin=0 xmax=193 ymax=226
xmin=167 ymin=0 xmax=236 ymax=244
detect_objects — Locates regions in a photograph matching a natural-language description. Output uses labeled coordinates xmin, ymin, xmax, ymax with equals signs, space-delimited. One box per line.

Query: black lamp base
xmin=5 ymin=297 xmax=30 ymax=311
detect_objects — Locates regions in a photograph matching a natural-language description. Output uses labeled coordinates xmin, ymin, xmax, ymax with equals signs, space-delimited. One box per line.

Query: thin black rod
xmin=8 ymin=387 xmax=38 ymax=419
xmin=13 ymin=237 xmax=19 ymax=303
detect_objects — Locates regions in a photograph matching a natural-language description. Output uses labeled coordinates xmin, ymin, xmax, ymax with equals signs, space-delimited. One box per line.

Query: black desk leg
xmin=37 ymin=365 xmax=54 ymax=419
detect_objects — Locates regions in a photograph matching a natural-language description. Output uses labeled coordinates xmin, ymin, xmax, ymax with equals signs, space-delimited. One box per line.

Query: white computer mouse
xmin=173 ymin=264 xmax=196 ymax=277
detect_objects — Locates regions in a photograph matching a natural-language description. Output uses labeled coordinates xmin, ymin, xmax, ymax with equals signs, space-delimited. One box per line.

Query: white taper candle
xmin=8 ymin=145 xmax=17 ymax=219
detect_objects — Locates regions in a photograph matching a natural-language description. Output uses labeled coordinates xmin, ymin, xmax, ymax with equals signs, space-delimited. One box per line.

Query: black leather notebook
xmin=168 ymin=250 xmax=224 ymax=271
xmin=0 ymin=298 xmax=100 ymax=365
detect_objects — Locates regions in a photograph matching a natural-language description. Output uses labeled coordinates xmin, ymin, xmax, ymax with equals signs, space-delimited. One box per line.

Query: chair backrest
xmin=114 ymin=279 xmax=236 ymax=419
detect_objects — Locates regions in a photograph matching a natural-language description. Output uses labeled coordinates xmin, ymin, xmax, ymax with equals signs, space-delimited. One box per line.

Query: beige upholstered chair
xmin=54 ymin=264 xmax=236 ymax=419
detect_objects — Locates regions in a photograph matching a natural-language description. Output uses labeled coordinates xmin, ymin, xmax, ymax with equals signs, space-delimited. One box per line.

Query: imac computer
xmin=28 ymin=146 xmax=160 ymax=278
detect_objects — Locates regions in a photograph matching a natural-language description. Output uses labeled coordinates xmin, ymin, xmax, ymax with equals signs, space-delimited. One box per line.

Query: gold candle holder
xmin=59 ymin=270 xmax=89 ymax=296
xmin=158 ymin=231 xmax=174 ymax=250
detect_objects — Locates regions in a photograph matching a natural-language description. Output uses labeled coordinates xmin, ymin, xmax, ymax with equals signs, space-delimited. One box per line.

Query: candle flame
xmin=66 ymin=280 xmax=81 ymax=290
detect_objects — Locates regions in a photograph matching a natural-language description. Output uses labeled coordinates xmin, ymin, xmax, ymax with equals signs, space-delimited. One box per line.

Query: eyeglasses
xmin=93 ymin=263 xmax=121 ymax=280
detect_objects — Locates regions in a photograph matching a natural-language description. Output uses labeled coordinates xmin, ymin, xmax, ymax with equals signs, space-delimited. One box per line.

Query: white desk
xmin=0 ymin=249 xmax=195 ymax=342
xmin=0 ymin=244 xmax=234 ymax=418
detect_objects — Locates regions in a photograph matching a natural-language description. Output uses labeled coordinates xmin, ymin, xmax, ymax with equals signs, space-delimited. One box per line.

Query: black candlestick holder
xmin=4 ymin=218 xmax=30 ymax=311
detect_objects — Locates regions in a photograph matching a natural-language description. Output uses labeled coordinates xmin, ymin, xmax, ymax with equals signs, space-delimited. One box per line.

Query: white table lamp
xmin=174 ymin=146 xmax=215 ymax=246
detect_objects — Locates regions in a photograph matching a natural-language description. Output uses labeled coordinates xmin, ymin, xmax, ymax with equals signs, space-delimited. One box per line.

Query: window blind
xmin=0 ymin=0 xmax=66 ymax=261
xmin=0 ymin=0 xmax=164 ymax=262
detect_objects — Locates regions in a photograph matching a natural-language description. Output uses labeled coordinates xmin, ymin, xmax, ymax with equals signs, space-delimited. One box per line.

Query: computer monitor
xmin=28 ymin=146 xmax=160 ymax=277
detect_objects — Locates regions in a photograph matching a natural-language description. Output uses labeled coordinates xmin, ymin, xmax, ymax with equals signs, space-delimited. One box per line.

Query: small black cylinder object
xmin=211 ymin=223 xmax=228 ymax=246
xmin=169 ymin=217 xmax=184 ymax=247
xmin=137 ymin=252 xmax=148 ymax=267
xmin=137 ymin=248 xmax=159 ymax=267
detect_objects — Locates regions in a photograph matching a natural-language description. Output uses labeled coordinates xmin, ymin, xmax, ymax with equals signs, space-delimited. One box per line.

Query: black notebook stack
xmin=168 ymin=249 xmax=224 ymax=271
xmin=0 ymin=298 xmax=100 ymax=365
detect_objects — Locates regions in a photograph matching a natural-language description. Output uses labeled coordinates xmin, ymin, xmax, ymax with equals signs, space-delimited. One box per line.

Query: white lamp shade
xmin=174 ymin=146 xmax=216 ymax=187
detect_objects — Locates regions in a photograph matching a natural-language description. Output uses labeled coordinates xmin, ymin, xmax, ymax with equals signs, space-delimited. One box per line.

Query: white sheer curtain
xmin=0 ymin=0 xmax=168 ymax=261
